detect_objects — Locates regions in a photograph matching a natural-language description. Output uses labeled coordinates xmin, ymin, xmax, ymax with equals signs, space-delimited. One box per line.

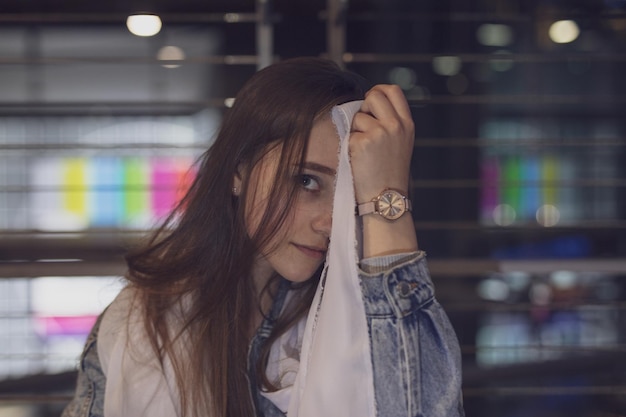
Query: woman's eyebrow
xmin=301 ymin=161 xmax=336 ymax=176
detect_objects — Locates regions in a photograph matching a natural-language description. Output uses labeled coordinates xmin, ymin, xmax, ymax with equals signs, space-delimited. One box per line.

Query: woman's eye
xmin=299 ymin=174 xmax=320 ymax=192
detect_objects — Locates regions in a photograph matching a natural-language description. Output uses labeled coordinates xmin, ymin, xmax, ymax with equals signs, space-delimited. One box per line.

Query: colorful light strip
xmin=481 ymin=154 xmax=571 ymax=224
xmin=34 ymin=156 xmax=196 ymax=229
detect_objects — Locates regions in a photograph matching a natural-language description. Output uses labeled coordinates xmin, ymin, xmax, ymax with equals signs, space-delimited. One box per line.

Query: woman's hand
xmin=349 ymin=84 xmax=418 ymax=258
xmin=350 ymin=84 xmax=415 ymax=204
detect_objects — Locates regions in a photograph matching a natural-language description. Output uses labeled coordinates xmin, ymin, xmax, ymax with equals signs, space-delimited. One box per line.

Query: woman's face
xmin=243 ymin=115 xmax=339 ymax=285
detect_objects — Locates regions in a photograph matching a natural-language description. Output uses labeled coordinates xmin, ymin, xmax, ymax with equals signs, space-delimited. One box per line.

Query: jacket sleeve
xmin=359 ymin=252 xmax=465 ymax=417
xmin=61 ymin=314 xmax=106 ymax=417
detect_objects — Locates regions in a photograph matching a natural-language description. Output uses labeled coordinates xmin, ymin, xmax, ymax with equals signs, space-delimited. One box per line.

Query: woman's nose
xmin=311 ymin=206 xmax=332 ymax=237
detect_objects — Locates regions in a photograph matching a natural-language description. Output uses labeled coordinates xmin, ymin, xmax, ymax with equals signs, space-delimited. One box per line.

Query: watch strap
xmin=357 ymin=201 xmax=377 ymax=216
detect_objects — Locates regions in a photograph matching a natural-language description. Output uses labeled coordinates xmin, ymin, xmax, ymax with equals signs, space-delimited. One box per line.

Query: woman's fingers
xmin=360 ymin=84 xmax=413 ymax=125
xmin=349 ymin=84 xmax=414 ymax=204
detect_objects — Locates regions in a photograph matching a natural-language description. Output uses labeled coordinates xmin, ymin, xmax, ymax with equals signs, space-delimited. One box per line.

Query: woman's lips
xmin=293 ymin=243 xmax=327 ymax=259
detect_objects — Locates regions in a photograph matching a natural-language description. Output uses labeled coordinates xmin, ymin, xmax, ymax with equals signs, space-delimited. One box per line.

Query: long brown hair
xmin=124 ymin=57 xmax=368 ymax=417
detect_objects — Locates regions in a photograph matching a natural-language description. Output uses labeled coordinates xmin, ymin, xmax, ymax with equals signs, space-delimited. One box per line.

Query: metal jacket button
xmin=398 ymin=281 xmax=413 ymax=297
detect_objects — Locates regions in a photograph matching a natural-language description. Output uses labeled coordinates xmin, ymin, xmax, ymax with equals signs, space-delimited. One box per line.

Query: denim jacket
xmin=62 ymin=252 xmax=464 ymax=417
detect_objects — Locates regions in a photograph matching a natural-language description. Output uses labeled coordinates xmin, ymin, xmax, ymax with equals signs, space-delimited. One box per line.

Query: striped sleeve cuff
xmin=359 ymin=251 xmax=424 ymax=275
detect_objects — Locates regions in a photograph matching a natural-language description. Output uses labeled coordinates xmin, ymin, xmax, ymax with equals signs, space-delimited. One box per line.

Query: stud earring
xmin=232 ymin=187 xmax=239 ymax=195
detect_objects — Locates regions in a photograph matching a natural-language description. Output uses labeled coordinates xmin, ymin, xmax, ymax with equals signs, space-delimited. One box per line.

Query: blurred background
xmin=0 ymin=0 xmax=625 ymax=416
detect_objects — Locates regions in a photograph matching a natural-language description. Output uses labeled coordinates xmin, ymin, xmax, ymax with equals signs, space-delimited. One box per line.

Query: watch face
xmin=377 ymin=190 xmax=406 ymax=220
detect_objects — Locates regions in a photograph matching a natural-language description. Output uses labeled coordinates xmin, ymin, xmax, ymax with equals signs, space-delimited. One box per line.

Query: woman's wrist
xmin=360 ymin=213 xmax=418 ymax=259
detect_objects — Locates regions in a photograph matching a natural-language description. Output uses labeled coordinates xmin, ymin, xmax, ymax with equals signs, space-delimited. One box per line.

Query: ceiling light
xmin=126 ymin=14 xmax=162 ymax=37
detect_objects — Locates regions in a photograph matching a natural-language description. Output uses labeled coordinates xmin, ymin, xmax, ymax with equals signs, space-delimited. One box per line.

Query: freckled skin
xmin=245 ymin=116 xmax=339 ymax=286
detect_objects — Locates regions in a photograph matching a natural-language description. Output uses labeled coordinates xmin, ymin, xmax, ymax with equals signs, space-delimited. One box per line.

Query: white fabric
xmin=262 ymin=100 xmax=377 ymax=416
xmin=98 ymin=287 xmax=182 ymax=417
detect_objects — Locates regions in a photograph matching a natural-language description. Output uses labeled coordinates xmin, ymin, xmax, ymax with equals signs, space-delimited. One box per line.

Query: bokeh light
xmin=536 ymin=204 xmax=560 ymax=227
xmin=489 ymin=50 xmax=514 ymax=72
xmin=493 ymin=203 xmax=516 ymax=226
xmin=126 ymin=14 xmax=162 ymax=37
xmin=446 ymin=73 xmax=468 ymax=95
xmin=477 ymin=23 xmax=514 ymax=47
xmin=157 ymin=46 xmax=185 ymax=68
xmin=549 ymin=20 xmax=580 ymax=44
xmin=432 ymin=56 xmax=462 ymax=76
xmin=389 ymin=66 xmax=417 ymax=90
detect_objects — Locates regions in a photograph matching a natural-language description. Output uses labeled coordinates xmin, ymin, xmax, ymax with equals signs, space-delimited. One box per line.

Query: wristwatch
xmin=357 ymin=189 xmax=412 ymax=221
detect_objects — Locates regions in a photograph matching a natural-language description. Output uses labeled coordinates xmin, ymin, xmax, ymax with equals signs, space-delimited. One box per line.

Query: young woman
xmin=62 ymin=57 xmax=464 ymax=417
